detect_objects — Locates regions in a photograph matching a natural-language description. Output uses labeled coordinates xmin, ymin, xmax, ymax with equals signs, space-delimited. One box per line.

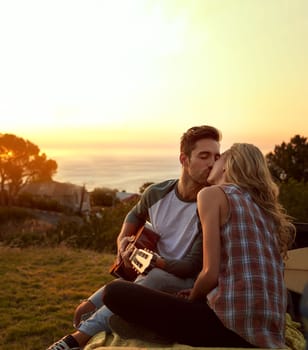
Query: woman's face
xmin=207 ymin=153 xmax=227 ymax=185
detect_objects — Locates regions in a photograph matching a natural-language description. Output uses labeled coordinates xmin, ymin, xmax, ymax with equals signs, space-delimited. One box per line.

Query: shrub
xmin=0 ymin=198 xmax=138 ymax=253
xmin=91 ymin=187 xmax=119 ymax=207
xmin=49 ymin=200 xmax=137 ymax=252
xmin=279 ymin=180 xmax=308 ymax=222
xmin=18 ymin=192 xmax=68 ymax=213
xmin=0 ymin=206 xmax=35 ymax=223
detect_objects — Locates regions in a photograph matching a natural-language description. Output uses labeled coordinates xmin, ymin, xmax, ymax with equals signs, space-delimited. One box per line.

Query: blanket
xmin=84 ymin=313 xmax=306 ymax=350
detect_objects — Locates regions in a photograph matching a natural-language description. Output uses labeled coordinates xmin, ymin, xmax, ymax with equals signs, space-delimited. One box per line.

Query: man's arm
xmin=153 ymin=233 xmax=203 ymax=279
xmin=116 ymin=221 xmax=143 ymax=265
xmin=117 ymin=222 xmax=140 ymax=250
xmin=116 ymin=194 xmax=151 ymax=263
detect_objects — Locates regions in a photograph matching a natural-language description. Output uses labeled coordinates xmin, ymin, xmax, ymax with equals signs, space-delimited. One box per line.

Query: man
xmin=47 ymin=125 xmax=221 ymax=350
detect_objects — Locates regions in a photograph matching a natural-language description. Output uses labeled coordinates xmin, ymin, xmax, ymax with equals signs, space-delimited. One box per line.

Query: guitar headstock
xmin=129 ymin=248 xmax=156 ymax=275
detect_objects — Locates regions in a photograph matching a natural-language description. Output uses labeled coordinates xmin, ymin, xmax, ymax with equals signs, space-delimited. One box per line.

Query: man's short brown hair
xmin=180 ymin=125 xmax=222 ymax=157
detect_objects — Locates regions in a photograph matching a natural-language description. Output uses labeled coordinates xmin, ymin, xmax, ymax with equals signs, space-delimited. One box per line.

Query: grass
xmin=0 ymin=246 xmax=115 ymax=350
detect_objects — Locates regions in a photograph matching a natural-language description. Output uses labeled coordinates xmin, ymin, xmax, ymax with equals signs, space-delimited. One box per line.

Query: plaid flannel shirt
xmin=207 ymin=184 xmax=287 ymax=348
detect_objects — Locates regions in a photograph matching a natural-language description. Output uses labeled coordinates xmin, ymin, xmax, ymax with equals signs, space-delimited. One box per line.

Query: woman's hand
xmin=176 ymin=289 xmax=192 ymax=299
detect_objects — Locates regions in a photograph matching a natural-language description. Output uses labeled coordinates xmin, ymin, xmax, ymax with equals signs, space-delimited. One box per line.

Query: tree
xmin=0 ymin=133 xmax=57 ymax=205
xmin=266 ymin=134 xmax=308 ymax=183
xmin=279 ymin=179 xmax=308 ymax=222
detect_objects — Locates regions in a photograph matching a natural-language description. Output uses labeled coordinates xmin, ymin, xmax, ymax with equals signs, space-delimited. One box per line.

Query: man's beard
xmin=196 ymin=170 xmax=211 ymax=186
xmin=192 ymin=174 xmax=210 ymax=187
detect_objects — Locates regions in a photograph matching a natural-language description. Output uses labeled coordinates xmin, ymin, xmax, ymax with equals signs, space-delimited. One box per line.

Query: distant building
xmin=116 ymin=191 xmax=140 ymax=203
xmin=20 ymin=180 xmax=91 ymax=213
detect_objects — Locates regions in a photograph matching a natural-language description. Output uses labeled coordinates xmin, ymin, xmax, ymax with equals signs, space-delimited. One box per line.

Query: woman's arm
xmin=189 ymin=186 xmax=228 ymax=301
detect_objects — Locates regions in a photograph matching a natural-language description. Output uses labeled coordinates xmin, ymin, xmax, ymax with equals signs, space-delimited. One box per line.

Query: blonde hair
xmin=224 ymin=143 xmax=295 ymax=259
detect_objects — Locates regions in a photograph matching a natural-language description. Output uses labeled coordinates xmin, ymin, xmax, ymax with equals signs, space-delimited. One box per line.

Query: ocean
xmin=53 ymin=152 xmax=181 ymax=194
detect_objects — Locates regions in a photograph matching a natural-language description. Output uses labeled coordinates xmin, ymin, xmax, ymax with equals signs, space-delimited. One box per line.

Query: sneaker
xmin=46 ymin=335 xmax=81 ymax=350
xmin=109 ymin=314 xmax=172 ymax=345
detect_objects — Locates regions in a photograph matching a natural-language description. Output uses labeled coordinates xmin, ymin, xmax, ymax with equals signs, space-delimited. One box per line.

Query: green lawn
xmin=0 ymin=246 xmax=115 ymax=350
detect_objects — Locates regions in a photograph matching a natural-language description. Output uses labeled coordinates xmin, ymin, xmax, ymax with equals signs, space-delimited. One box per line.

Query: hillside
xmin=0 ymin=246 xmax=115 ymax=350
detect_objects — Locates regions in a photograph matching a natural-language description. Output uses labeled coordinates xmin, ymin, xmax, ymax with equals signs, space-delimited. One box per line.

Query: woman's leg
xmin=103 ymin=280 xmax=254 ymax=347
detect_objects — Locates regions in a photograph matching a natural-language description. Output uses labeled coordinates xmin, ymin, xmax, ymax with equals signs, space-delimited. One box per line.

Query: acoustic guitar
xmin=109 ymin=224 xmax=160 ymax=281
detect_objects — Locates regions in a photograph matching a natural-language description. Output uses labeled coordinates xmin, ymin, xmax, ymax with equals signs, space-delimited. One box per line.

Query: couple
xmin=47 ymin=125 xmax=295 ymax=349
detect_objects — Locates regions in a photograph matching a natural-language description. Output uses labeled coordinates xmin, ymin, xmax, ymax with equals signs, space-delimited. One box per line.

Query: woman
xmin=103 ymin=143 xmax=295 ymax=348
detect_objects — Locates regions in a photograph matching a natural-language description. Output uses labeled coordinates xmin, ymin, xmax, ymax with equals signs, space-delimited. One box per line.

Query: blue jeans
xmin=78 ymin=268 xmax=195 ymax=336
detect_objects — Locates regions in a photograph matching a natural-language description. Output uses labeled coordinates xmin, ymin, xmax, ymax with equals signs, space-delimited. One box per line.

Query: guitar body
xmin=109 ymin=225 xmax=160 ymax=281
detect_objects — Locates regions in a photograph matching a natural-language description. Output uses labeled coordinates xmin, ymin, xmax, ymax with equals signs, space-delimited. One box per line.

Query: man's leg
xmin=136 ymin=268 xmax=195 ymax=292
xmin=77 ymin=304 xmax=113 ymax=336
xmin=47 ymin=286 xmax=110 ymax=349
xmin=77 ymin=270 xmax=193 ymax=337
xmin=76 ymin=269 xmax=193 ymax=337
xmin=47 ymin=271 xmax=194 ymax=349
xmin=47 ymin=305 xmax=114 ymax=350
xmin=73 ymin=285 xmax=104 ymax=328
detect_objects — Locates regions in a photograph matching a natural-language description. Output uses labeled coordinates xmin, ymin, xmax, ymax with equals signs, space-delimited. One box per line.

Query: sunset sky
xmin=1 ymin=0 xmax=307 ymax=160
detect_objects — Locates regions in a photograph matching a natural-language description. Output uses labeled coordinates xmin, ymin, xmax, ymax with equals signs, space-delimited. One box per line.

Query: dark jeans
xmin=103 ymin=280 xmax=255 ymax=347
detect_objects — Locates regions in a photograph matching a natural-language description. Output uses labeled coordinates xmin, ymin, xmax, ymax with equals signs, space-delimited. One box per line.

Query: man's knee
xmin=137 ymin=268 xmax=194 ymax=293
xmin=138 ymin=268 xmax=171 ymax=289
xmin=147 ymin=268 xmax=170 ymax=280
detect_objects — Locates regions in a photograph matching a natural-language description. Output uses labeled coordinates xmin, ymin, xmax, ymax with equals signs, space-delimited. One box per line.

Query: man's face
xmin=207 ymin=152 xmax=227 ymax=185
xmin=181 ymin=138 xmax=220 ymax=186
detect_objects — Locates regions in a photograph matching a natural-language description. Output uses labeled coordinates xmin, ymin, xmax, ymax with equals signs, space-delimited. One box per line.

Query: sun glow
xmin=1 ymin=1 xmax=189 ymax=132
xmin=0 ymin=0 xmax=307 ymax=158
